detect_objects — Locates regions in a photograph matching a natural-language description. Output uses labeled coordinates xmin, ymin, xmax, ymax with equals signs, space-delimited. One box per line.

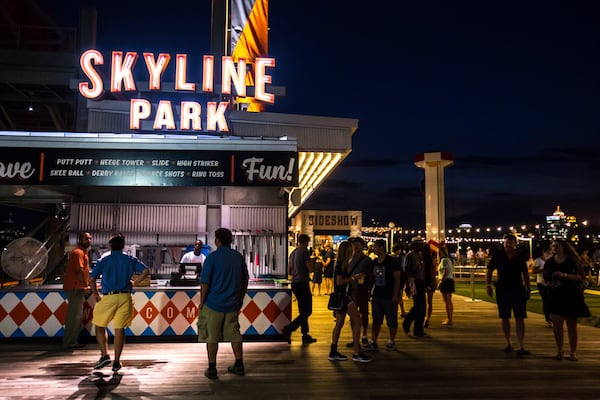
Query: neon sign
xmin=78 ymin=50 xmax=276 ymax=132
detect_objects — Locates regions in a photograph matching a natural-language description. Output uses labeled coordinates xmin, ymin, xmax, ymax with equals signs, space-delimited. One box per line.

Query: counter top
xmin=0 ymin=280 xmax=291 ymax=292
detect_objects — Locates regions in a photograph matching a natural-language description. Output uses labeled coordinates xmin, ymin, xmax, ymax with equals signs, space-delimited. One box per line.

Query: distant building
xmin=542 ymin=205 xmax=577 ymax=240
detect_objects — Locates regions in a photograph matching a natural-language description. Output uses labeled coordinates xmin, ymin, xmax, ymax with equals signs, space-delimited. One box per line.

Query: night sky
xmin=41 ymin=0 xmax=600 ymax=228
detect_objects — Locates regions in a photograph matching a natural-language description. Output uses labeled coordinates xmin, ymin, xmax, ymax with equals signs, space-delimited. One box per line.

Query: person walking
xmin=62 ymin=232 xmax=92 ymax=349
xmin=311 ymin=249 xmax=323 ymax=296
xmin=531 ymin=245 xmax=553 ymax=327
xmin=437 ymin=244 xmax=455 ymax=326
xmin=402 ymin=236 xmax=432 ymax=338
xmin=391 ymin=243 xmax=408 ymax=317
xmin=485 ymin=233 xmax=530 ymax=357
xmin=90 ymin=234 xmax=150 ymax=372
xmin=363 ymin=239 xmax=402 ymax=352
xmin=322 ymin=243 xmax=335 ymax=295
xmin=543 ymin=239 xmax=591 ymax=361
xmin=328 ymin=241 xmax=372 ymax=363
xmin=346 ymin=236 xmax=373 ymax=347
xmin=198 ymin=228 xmax=249 ymax=379
xmin=424 ymin=245 xmax=436 ymax=328
xmin=283 ymin=234 xmax=317 ymax=344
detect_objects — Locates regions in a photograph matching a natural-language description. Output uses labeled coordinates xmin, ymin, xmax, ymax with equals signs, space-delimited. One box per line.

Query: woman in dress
xmin=311 ymin=249 xmax=323 ymax=296
xmin=437 ymin=245 xmax=455 ymax=326
xmin=328 ymin=240 xmax=371 ymax=363
xmin=543 ymin=239 xmax=591 ymax=361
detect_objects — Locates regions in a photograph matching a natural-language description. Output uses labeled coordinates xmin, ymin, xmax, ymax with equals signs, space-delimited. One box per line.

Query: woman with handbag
xmin=328 ymin=241 xmax=372 ymax=363
xmin=543 ymin=239 xmax=591 ymax=361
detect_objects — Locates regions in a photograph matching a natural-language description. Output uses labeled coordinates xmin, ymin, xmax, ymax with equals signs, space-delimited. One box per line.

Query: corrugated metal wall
xmin=226 ymin=205 xmax=286 ymax=233
xmin=76 ymin=203 xmax=206 ymax=246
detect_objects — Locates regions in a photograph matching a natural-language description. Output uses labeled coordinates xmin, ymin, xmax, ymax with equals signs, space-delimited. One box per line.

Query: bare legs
xmin=347 ymin=303 xmax=363 ymax=354
xmin=425 ymin=291 xmax=434 ymax=327
xmin=95 ymin=325 xmax=109 ymax=357
xmin=206 ymin=342 xmax=243 ymax=365
xmin=551 ymin=314 xmax=578 ymax=358
xmin=442 ymin=292 xmax=453 ymax=324
xmin=501 ymin=317 xmax=526 ymax=353
xmin=501 ymin=318 xmax=512 ymax=348
xmin=331 ymin=303 xmax=362 ymax=354
xmin=113 ymin=328 xmax=125 ymax=362
xmin=515 ymin=318 xmax=525 ymax=350
xmin=95 ymin=326 xmax=125 ymax=363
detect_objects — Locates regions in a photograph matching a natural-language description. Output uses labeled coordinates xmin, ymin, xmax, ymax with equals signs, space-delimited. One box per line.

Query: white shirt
xmin=180 ymin=251 xmax=206 ymax=264
xmin=438 ymin=257 xmax=454 ymax=280
xmin=533 ymin=256 xmax=546 ymax=284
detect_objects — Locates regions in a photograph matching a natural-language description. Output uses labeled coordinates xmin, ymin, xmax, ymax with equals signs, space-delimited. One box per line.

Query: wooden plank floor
xmin=1 ymin=292 xmax=600 ymax=399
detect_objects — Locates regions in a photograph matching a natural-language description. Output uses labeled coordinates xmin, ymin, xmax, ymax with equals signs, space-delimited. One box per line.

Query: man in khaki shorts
xmin=198 ymin=228 xmax=249 ymax=379
xmin=90 ymin=234 xmax=149 ymax=372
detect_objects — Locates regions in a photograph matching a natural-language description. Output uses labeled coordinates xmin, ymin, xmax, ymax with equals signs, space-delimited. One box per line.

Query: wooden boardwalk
xmin=1 ymin=292 xmax=599 ymax=399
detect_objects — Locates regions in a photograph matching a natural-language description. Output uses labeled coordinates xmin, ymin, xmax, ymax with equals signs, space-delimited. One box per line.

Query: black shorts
xmin=440 ymin=279 xmax=455 ymax=293
xmin=496 ymin=287 xmax=527 ymax=319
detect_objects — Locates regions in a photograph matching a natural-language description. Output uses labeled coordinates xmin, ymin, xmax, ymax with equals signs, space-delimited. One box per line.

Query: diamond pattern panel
xmin=0 ymin=287 xmax=291 ymax=339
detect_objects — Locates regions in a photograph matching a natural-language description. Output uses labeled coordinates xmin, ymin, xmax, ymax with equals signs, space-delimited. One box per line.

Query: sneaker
xmin=204 ymin=367 xmax=218 ymax=380
xmin=345 ymin=340 xmax=354 ymax=348
xmin=363 ymin=341 xmax=378 ymax=351
xmin=361 ymin=336 xmax=369 ymax=345
xmin=352 ymin=352 xmax=372 ymax=363
xmin=94 ymin=354 xmax=111 ymax=369
xmin=385 ymin=341 xmax=396 ymax=351
xmin=112 ymin=361 xmax=122 ymax=372
xmin=328 ymin=351 xmax=348 ymax=361
xmin=227 ymin=364 xmax=245 ymax=376
xmin=545 ymin=321 xmax=553 ymax=328
xmin=302 ymin=335 xmax=317 ymax=344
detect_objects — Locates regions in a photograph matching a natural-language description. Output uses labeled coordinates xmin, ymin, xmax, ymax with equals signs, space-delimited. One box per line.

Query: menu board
xmin=0 ymin=148 xmax=298 ymax=187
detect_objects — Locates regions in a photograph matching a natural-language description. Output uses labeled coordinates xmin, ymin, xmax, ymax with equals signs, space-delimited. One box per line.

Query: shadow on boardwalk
xmin=1 ymin=293 xmax=599 ymax=399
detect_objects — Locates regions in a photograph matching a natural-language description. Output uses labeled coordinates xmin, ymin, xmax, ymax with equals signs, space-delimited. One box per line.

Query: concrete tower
xmin=414 ymin=152 xmax=454 ymax=244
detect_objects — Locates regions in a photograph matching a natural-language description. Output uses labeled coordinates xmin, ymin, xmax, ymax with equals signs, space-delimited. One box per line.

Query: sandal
xmin=566 ymin=354 xmax=578 ymax=361
xmin=553 ymin=352 xmax=563 ymax=360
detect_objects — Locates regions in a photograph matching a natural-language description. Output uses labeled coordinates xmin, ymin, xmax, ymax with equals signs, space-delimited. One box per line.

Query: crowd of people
xmin=285 ymin=233 xmax=593 ymax=364
xmin=62 ymin=229 xmax=594 ymax=378
xmin=63 ymin=228 xmax=249 ymax=380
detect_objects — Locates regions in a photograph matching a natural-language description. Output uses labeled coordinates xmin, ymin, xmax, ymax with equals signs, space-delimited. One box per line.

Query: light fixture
xmin=28 ymin=102 xmax=33 ymax=112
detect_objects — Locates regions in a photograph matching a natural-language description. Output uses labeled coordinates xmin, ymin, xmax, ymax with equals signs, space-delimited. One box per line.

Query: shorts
xmin=496 ymin=288 xmax=527 ymax=319
xmin=371 ymin=297 xmax=398 ymax=328
xmin=92 ymin=293 xmax=134 ymax=329
xmin=197 ymin=305 xmax=243 ymax=343
xmin=440 ymin=279 xmax=455 ymax=293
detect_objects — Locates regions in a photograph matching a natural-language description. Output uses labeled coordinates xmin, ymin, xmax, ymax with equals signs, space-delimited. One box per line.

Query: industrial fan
xmin=1 ymin=237 xmax=48 ymax=281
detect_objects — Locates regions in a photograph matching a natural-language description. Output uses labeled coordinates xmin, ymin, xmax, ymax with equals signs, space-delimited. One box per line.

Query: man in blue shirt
xmin=90 ymin=234 xmax=149 ymax=372
xmin=198 ymin=228 xmax=249 ymax=379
